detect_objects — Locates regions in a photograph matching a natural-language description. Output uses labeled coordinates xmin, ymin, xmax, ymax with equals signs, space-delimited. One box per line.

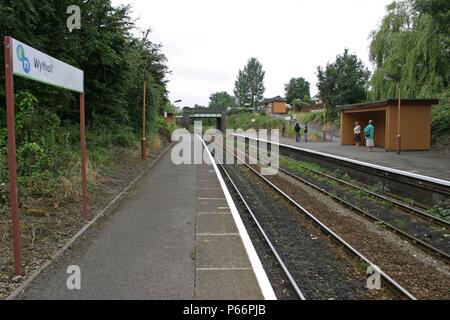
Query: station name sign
xmin=11 ymin=38 xmax=84 ymax=93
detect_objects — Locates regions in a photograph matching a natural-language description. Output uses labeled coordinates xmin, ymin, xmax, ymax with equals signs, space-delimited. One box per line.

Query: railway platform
xmin=14 ymin=138 xmax=274 ymax=300
xmin=280 ymin=137 xmax=450 ymax=181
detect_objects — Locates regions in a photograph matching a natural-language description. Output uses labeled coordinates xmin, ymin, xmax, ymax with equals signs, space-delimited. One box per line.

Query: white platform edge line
xmin=233 ymin=134 xmax=450 ymax=187
xmin=196 ymin=234 xmax=240 ymax=236
xmin=197 ymin=134 xmax=277 ymax=301
xmin=197 ymin=268 xmax=253 ymax=271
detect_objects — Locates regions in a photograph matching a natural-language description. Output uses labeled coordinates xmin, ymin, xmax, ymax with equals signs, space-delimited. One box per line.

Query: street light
xmin=141 ymin=80 xmax=147 ymax=160
xmin=384 ymin=72 xmax=402 ymax=154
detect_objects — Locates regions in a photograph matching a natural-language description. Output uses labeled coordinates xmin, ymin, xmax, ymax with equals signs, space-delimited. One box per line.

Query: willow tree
xmin=369 ymin=0 xmax=449 ymax=99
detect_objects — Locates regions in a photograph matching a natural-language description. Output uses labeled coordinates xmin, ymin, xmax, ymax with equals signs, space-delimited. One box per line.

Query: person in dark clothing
xmin=295 ymin=123 xmax=301 ymax=143
xmin=281 ymin=122 xmax=286 ymax=138
xmin=304 ymin=124 xmax=308 ymax=142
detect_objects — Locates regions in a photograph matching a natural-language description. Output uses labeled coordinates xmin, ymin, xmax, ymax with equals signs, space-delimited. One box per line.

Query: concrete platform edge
xmin=198 ymin=134 xmax=277 ymax=300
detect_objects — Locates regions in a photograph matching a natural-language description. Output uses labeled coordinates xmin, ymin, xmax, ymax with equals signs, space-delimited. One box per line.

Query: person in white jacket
xmin=353 ymin=122 xmax=362 ymax=147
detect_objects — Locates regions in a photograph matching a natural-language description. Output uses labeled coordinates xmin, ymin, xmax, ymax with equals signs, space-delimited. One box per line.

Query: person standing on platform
xmin=295 ymin=123 xmax=301 ymax=143
xmin=304 ymin=124 xmax=308 ymax=142
xmin=353 ymin=122 xmax=362 ymax=147
xmin=364 ymin=120 xmax=375 ymax=152
xmin=281 ymin=122 xmax=286 ymax=138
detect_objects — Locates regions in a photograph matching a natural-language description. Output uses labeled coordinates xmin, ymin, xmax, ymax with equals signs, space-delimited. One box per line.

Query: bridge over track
xmin=181 ymin=108 xmax=227 ymax=132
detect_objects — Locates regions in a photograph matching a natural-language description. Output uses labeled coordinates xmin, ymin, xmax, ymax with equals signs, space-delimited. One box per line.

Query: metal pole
xmin=323 ymin=104 xmax=327 ymax=142
xmin=80 ymin=93 xmax=88 ymax=220
xmin=4 ymin=36 xmax=23 ymax=275
xmin=397 ymin=82 xmax=402 ymax=155
xmin=141 ymin=80 xmax=147 ymax=160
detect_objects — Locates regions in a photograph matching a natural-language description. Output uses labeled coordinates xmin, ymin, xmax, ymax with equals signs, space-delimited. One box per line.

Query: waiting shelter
xmin=338 ymin=99 xmax=439 ymax=151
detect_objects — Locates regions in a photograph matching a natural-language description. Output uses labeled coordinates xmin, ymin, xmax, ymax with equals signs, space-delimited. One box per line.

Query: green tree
xmin=369 ymin=0 xmax=449 ymax=144
xmin=369 ymin=0 xmax=449 ymax=99
xmin=234 ymin=58 xmax=265 ymax=108
xmin=0 ymin=0 xmax=169 ymax=132
xmin=208 ymin=91 xmax=236 ymax=109
xmin=317 ymin=48 xmax=370 ymax=119
xmin=234 ymin=70 xmax=249 ymax=108
xmin=284 ymin=77 xmax=311 ymax=105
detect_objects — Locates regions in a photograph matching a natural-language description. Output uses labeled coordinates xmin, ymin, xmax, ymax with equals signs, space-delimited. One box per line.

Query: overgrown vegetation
xmin=227 ymin=111 xmax=283 ymax=131
xmin=369 ymin=0 xmax=450 ymax=145
xmin=0 ymin=1 xmax=172 ymax=208
xmin=431 ymin=98 xmax=450 ymax=145
xmin=426 ymin=201 xmax=450 ymax=222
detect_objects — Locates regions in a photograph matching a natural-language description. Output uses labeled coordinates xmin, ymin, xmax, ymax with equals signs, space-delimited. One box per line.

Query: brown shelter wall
xmin=387 ymin=104 xmax=431 ymax=151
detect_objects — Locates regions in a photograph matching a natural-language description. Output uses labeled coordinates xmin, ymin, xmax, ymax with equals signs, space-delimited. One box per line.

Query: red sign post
xmin=3 ymin=36 xmax=88 ymax=275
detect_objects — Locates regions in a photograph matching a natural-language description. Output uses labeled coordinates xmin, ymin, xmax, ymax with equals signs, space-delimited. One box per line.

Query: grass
xmin=0 ymin=122 xmax=170 ymax=214
xmin=426 ymin=202 xmax=450 ymax=221
xmin=352 ymin=189 xmax=367 ymax=200
xmin=227 ymin=112 xmax=284 ymax=131
xmin=369 ymin=182 xmax=390 ymax=194
xmin=392 ymin=219 xmax=408 ymax=231
xmin=379 ymin=200 xmax=395 ymax=209
xmin=403 ymin=198 xmax=416 ymax=207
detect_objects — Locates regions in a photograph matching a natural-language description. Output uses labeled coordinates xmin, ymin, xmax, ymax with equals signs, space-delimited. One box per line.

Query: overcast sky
xmin=111 ymin=0 xmax=392 ymax=107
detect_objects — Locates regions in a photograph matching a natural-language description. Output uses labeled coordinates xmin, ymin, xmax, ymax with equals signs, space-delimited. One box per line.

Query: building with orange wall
xmin=337 ymin=99 xmax=439 ymax=151
xmin=262 ymin=96 xmax=288 ymax=114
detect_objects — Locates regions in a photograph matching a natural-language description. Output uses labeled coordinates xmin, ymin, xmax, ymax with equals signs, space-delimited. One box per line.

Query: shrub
xmin=431 ymin=103 xmax=450 ymax=144
xmin=111 ymin=130 xmax=136 ymax=147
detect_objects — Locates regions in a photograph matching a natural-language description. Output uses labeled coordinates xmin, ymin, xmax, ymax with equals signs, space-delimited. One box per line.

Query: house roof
xmin=337 ymin=99 xmax=439 ymax=111
xmin=262 ymin=96 xmax=287 ymax=105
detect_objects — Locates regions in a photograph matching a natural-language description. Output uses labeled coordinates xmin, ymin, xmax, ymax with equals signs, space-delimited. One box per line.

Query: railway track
xmin=219 ymin=164 xmax=306 ymax=300
xmin=240 ymin=142 xmax=450 ymax=264
xmin=233 ymin=134 xmax=450 ymax=208
xmin=282 ymin=158 xmax=449 ymax=227
xmin=212 ymin=140 xmax=417 ymax=300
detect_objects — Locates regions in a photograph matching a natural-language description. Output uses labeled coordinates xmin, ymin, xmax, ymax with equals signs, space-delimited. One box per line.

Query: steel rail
xmin=218 ymin=142 xmax=417 ymax=300
xmin=241 ymin=144 xmax=450 ymax=264
xmin=232 ymin=134 xmax=450 ymax=189
xmin=279 ymin=156 xmax=450 ymax=228
xmin=276 ymin=164 xmax=450 ymax=264
xmin=219 ymin=162 xmax=307 ymax=300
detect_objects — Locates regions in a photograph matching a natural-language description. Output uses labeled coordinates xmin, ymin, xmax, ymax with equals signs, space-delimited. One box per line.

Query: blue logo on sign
xmin=16 ymin=45 xmax=30 ymax=74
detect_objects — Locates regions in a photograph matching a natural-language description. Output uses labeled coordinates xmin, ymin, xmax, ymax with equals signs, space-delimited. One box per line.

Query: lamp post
xmin=141 ymin=80 xmax=147 ymax=160
xmin=323 ymin=103 xmax=327 ymax=142
xmin=174 ymin=99 xmax=182 ymax=113
xmin=384 ymin=73 xmax=401 ymax=154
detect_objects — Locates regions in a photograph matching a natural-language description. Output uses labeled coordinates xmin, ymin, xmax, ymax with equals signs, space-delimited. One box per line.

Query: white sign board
xmin=12 ymin=38 xmax=84 ymax=93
